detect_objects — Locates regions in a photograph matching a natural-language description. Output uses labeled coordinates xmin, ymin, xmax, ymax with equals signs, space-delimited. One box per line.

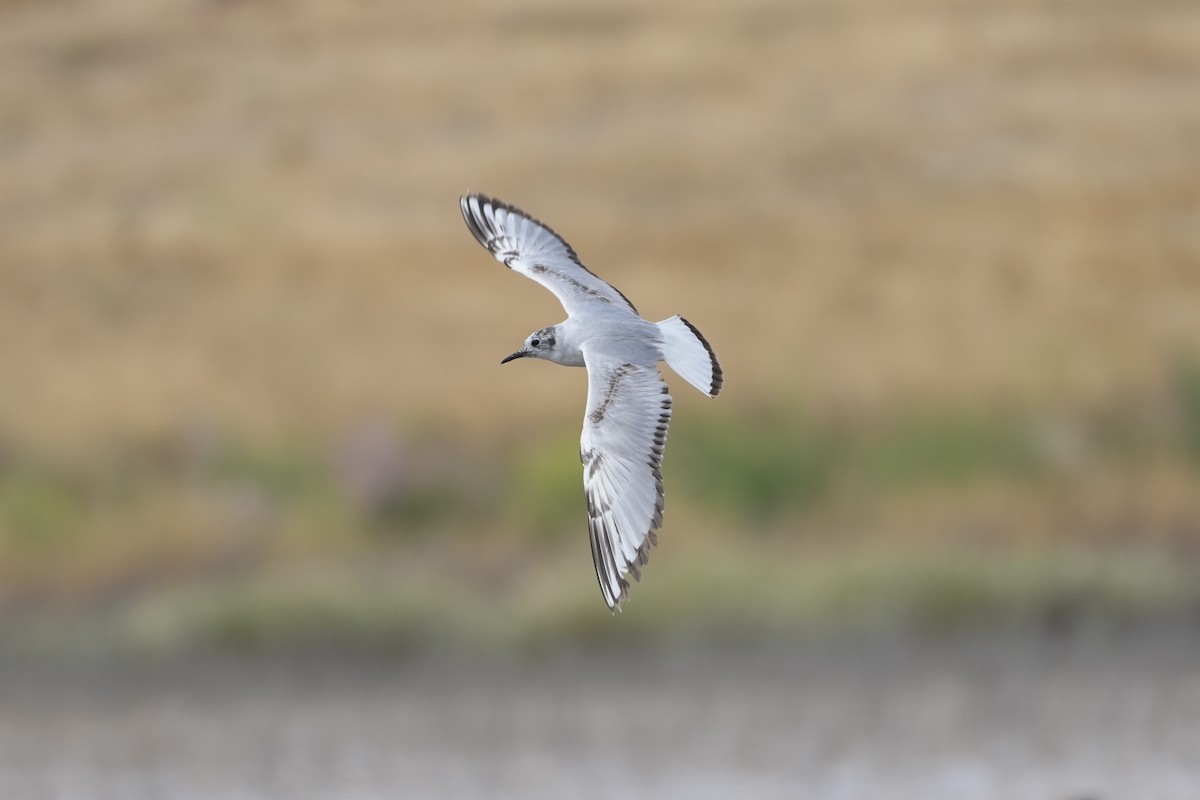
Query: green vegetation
xmin=4 ymin=397 xmax=1183 ymax=576
xmin=506 ymin=431 xmax=590 ymax=539
xmin=34 ymin=544 xmax=1197 ymax=658
xmin=1176 ymin=356 xmax=1200 ymax=464
xmin=672 ymin=413 xmax=839 ymax=521
xmin=669 ymin=408 xmax=1051 ymax=526
xmin=855 ymin=411 xmax=1041 ymax=490
xmin=0 ymin=466 xmax=87 ymax=551
xmin=2 ymin=396 xmax=1198 ymax=657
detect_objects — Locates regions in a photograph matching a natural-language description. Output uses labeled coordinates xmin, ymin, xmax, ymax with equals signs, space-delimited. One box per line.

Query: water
xmin=2 ymin=629 xmax=1198 ymax=799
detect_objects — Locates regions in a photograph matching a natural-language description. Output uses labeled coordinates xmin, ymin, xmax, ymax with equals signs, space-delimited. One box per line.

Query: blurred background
xmin=2 ymin=0 xmax=1199 ymax=797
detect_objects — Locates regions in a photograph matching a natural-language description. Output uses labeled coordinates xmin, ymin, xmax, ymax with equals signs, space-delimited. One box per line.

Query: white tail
xmin=657 ymin=316 xmax=723 ymax=397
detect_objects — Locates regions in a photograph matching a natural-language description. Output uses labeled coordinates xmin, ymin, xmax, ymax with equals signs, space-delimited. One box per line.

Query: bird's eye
xmin=530 ymin=338 xmax=541 ymax=347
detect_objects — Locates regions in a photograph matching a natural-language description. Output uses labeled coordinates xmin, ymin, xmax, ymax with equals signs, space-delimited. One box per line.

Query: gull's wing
xmin=460 ymin=193 xmax=639 ymax=318
xmin=579 ymin=349 xmax=673 ymax=609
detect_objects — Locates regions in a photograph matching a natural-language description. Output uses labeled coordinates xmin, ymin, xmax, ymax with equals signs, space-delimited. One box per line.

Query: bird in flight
xmin=460 ymin=194 xmax=723 ymax=610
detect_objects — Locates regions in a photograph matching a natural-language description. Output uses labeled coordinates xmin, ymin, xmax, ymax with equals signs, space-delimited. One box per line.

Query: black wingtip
xmin=679 ymin=316 xmax=724 ymax=397
xmin=459 ymin=193 xmax=495 ymax=254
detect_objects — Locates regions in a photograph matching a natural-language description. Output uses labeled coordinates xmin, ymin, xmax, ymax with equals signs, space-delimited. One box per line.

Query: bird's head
xmin=501 ymin=326 xmax=559 ymax=365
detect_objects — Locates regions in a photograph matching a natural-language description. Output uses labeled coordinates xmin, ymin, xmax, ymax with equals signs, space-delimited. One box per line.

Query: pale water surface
xmin=1 ymin=630 xmax=1198 ymax=799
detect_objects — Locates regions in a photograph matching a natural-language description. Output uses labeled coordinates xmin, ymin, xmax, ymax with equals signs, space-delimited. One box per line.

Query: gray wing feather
xmin=579 ymin=351 xmax=672 ymax=610
xmin=460 ymin=194 xmax=639 ymax=318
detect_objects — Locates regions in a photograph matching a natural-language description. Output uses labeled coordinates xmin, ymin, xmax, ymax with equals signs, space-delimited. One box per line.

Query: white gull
xmin=460 ymin=194 xmax=723 ymax=610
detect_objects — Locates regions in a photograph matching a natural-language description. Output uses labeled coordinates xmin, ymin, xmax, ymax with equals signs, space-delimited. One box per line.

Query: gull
xmin=460 ymin=193 xmax=723 ymax=610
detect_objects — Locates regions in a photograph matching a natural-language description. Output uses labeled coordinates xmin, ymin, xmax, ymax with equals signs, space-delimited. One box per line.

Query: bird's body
xmin=460 ymin=194 xmax=722 ymax=610
xmin=512 ymin=315 xmax=662 ymax=369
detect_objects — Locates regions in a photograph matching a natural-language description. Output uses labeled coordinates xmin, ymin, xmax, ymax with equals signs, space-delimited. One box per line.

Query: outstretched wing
xmin=460 ymin=193 xmax=639 ymax=318
xmin=579 ymin=349 xmax=673 ymax=610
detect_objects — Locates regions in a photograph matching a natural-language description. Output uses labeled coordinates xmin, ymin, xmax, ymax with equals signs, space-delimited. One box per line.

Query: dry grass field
xmin=1 ymin=0 xmax=1199 ymax=635
xmin=4 ymin=0 xmax=1198 ymax=445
